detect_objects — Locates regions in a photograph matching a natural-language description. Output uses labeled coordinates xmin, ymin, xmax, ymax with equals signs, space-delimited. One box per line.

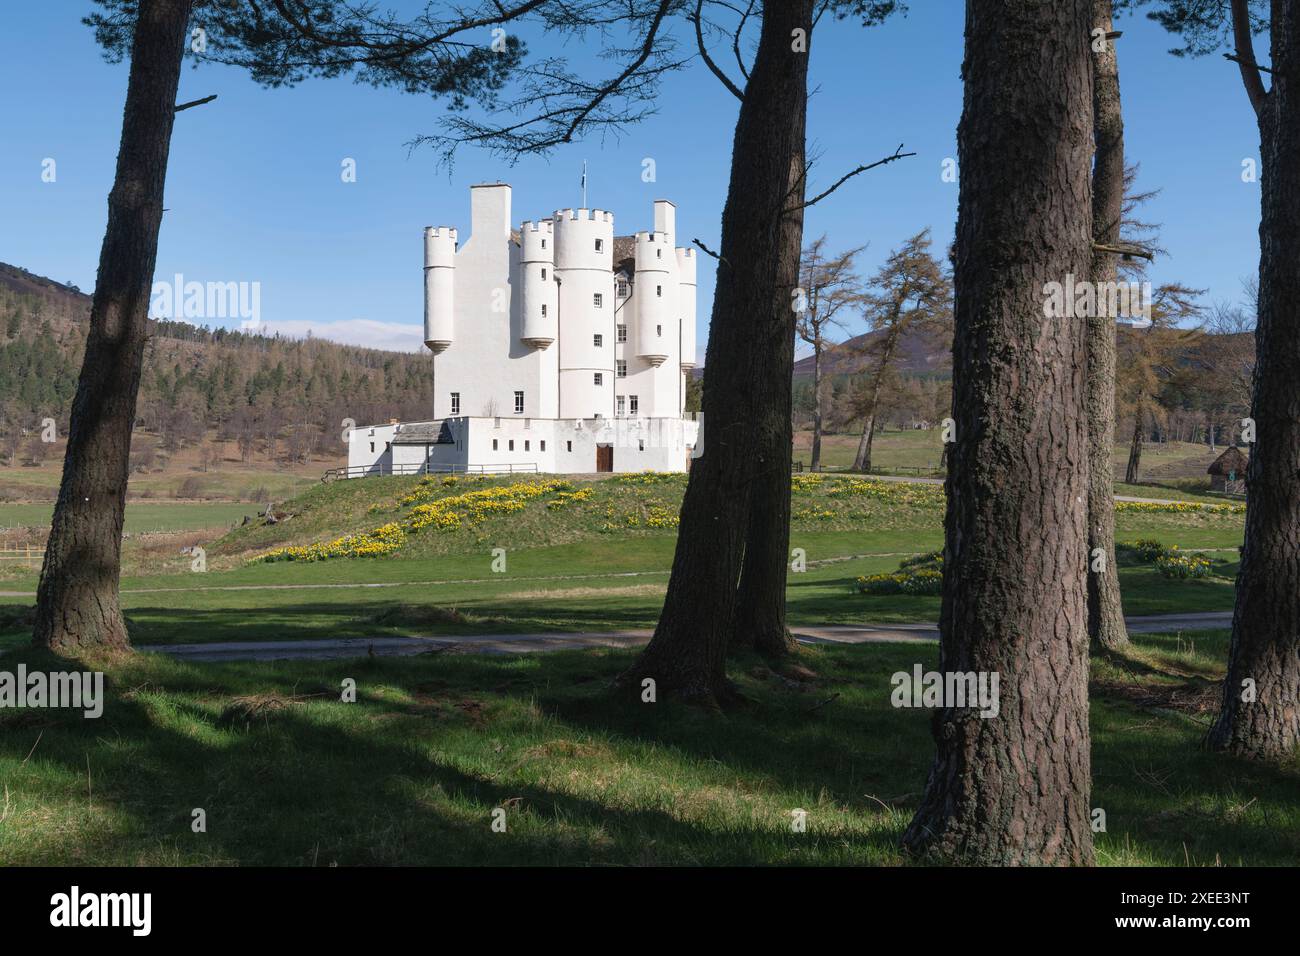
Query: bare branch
xmin=1228 ymin=0 xmax=1268 ymax=115
xmin=174 ymin=94 xmax=217 ymax=112
xmin=789 ymin=144 xmax=916 ymax=213
xmin=733 ymin=0 xmax=756 ymax=82
xmin=1093 ymin=241 xmax=1155 ymax=262
xmin=692 ymin=0 xmax=744 ymax=102
xmin=692 ymin=237 xmax=729 ymax=269
xmin=1224 ymin=52 xmax=1279 ymax=75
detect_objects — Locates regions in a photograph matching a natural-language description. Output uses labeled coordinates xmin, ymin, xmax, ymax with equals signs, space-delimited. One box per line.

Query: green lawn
xmin=0 ymin=462 xmax=317 ymax=503
xmin=0 ymin=471 xmax=1245 ymax=650
xmin=0 ymin=470 xmax=1279 ymax=867
xmin=0 ymin=628 xmax=1293 ymax=866
xmin=0 ymin=501 xmax=261 ymax=533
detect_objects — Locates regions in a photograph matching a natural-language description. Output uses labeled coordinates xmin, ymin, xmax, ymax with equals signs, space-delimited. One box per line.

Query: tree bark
xmin=850 ymin=324 xmax=900 ymax=472
xmin=623 ymin=0 xmax=812 ymax=700
xmin=902 ymin=0 xmax=1096 ymax=865
xmin=33 ymin=0 xmax=193 ymax=655
xmin=1124 ymin=405 xmax=1142 ymax=484
xmin=809 ymin=344 xmax=823 ymax=470
xmin=1208 ymin=0 xmax=1300 ymax=760
xmin=1086 ymin=0 xmax=1130 ymax=651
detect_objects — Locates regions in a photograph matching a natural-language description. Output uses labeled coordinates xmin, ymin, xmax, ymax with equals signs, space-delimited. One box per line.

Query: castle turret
xmin=676 ymin=246 xmax=697 ymax=369
xmin=423 ymin=226 xmax=457 ymax=354
xmin=553 ymin=208 xmax=616 ymax=419
xmin=519 ymin=219 xmax=556 ymax=349
xmin=633 ymin=230 xmax=672 ymax=367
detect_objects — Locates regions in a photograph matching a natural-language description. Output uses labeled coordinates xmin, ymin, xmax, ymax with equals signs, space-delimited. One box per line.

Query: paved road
xmin=147 ymin=611 xmax=1233 ymax=662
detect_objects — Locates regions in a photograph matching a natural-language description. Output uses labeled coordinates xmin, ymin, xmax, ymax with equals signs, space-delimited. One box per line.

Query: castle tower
xmin=553 ymin=207 xmax=616 ymax=419
xmin=633 ymin=230 xmax=672 ymax=367
xmin=676 ymin=246 xmax=697 ymax=369
xmin=423 ymin=226 xmax=457 ymax=354
xmin=519 ymin=219 xmax=556 ymax=349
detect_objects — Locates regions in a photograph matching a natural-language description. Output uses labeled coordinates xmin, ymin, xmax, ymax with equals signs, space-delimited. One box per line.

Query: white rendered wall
xmin=348 ymin=417 xmax=697 ymax=475
xmin=347 ymin=424 xmax=397 ymax=473
xmin=430 ymin=184 xmax=558 ymax=422
xmin=554 ymin=208 xmax=616 ymax=419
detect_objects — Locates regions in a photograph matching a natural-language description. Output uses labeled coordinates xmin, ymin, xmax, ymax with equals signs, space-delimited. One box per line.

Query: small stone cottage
xmin=1208 ymin=446 xmax=1249 ymax=494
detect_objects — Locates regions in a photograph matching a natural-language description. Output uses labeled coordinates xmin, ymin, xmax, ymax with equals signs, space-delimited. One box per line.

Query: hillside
xmin=0 ymin=261 xmax=433 ymax=473
xmin=793 ymin=324 xmax=950 ymax=378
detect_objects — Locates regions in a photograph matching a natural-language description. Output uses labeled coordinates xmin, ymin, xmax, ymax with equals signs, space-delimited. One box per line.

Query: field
xmin=794 ymin=427 xmax=1240 ymax=492
xmin=0 ymin=471 xmax=1246 ymax=650
xmin=1 ymin=467 xmax=1287 ymax=868
xmin=0 ymin=626 xmax=1295 ymax=866
xmin=0 ymin=434 xmax=324 ymax=505
xmin=0 ymin=501 xmax=261 ymax=534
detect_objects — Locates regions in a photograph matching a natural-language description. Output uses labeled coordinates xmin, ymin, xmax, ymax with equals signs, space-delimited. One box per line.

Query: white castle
xmin=347 ymin=183 xmax=700 ymax=475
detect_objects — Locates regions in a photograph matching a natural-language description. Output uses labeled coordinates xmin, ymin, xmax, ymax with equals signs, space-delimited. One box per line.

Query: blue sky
xmin=0 ymin=2 xmax=1261 ymax=355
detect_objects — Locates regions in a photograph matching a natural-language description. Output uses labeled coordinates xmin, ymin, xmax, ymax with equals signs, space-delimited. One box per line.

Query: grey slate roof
xmin=391 ymin=421 xmax=452 ymax=444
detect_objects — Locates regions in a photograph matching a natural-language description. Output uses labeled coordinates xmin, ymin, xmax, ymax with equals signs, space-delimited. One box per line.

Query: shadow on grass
xmin=4 ymin=628 xmax=1295 ymax=866
xmin=0 ymin=645 xmax=907 ymax=865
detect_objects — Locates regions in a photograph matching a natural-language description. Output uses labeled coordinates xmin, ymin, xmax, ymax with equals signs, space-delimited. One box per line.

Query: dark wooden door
xmin=596 ymin=445 xmax=613 ymax=472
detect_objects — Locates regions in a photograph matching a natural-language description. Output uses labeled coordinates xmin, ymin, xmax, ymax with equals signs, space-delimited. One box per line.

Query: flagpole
xmin=582 ymin=160 xmax=588 ymax=208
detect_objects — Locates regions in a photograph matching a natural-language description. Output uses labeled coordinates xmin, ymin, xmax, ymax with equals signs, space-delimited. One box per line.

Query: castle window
xmin=629 ymin=395 xmax=639 ymax=416
xmin=541 ymin=268 xmax=547 ymax=280
xmin=450 ymin=392 xmax=460 ymax=415
xmin=540 ymin=440 xmax=546 ymax=452
xmin=656 ymin=248 xmax=662 ymax=259
xmin=493 ymin=439 xmax=498 ymax=451
xmin=657 ymin=324 xmax=662 ymax=337
xmin=509 ymin=440 xmax=514 ymax=451
xmin=617 ymin=324 xmax=627 ymax=342
xmin=656 ymin=285 xmax=662 ymax=297
xmin=541 ymin=304 xmax=547 ymax=317
xmin=514 ymin=391 xmax=524 ymax=414
xmin=617 ymin=396 xmax=625 ymax=417
xmin=369 ymin=442 xmax=374 ymax=453
xmin=595 ymin=239 xmax=604 ymax=252
xmin=525 ymin=440 xmax=530 ymax=451
xmin=594 ymin=373 xmax=603 ymax=386
xmin=617 ymin=360 xmax=627 ymax=378
xmin=541 ymin=238 xmax=546 ymax=249
xmin=593 ymin=293 xmax=603 ymax=308
xmin=593 ymin=334 xmax=603 ymax=347
xmin=567 ymin=441 xmax=572 ymax=452
xmin=639 ymin=439 xmax=645 ymax=451
xmin=617 ymin=280 xmax=630 ymax=298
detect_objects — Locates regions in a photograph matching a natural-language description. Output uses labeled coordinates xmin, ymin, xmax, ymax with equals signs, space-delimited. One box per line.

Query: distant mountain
xmin=793 ymin=325 xmax=950 ymax=379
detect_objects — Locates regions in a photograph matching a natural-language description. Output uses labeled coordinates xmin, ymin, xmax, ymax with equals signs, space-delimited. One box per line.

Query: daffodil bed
xmin=856 ymin=551 xmax=945 ymax=595
xmin=1117 ymin=538 xmax=1215 ymax=579
xmin=244 ymin=472 xmax=1244 ymax=567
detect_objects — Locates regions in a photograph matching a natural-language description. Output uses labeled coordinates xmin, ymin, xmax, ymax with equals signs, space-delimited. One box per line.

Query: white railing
xmin=323 ymin=461 xmax=539 ymax=481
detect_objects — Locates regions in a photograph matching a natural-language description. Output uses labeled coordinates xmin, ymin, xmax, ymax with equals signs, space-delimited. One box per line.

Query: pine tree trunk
xmin=623 ymin=0 xmax=813 ymax=703
xmin=1086 ymin=0 xmax=1129 ymax=651
xmin=1125 ymin=409 xmax=1142 ymax=484
xmin=851 ymin=326 xmax=899 ymax=472
xmin=902 ymin=0 xmax=1095 ymax=865
xmin=32 ymin=0 xmax=193 ymax=655
xmin=1207 ymin=2 xmax=1300 ymax=760
xmin=809 ymin=345 xmax=823 ymax=471
xmin=851 ymin=413 xmax=874 ymax=472
xmin=733 ymin=372 xmax=799 ymax=659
